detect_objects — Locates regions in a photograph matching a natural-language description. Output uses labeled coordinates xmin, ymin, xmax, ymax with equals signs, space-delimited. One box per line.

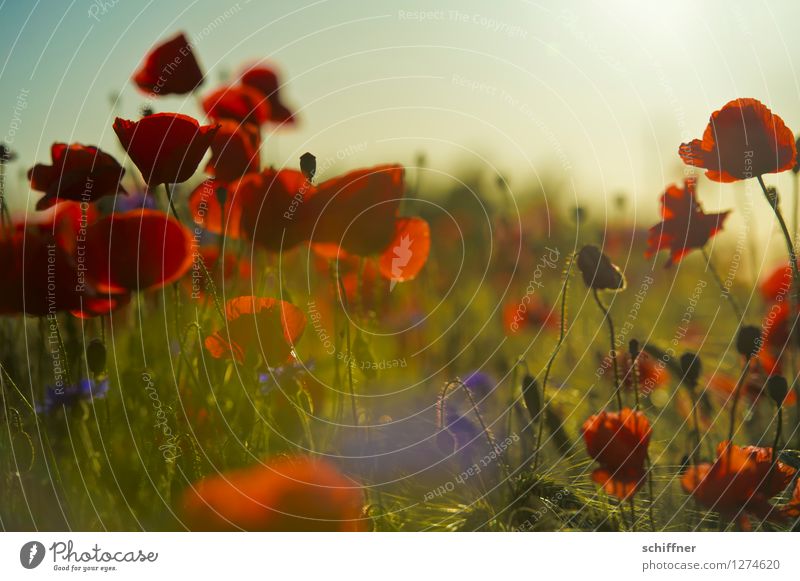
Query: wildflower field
xmin=3 ymin=15 xmax=800 ymax=535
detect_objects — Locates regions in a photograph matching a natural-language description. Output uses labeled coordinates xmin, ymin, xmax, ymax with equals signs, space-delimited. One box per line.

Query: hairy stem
xmin=592 ymin=288 xmax=622 ymax=411
xmin=533 ymin=254 xmax=573 ymax=470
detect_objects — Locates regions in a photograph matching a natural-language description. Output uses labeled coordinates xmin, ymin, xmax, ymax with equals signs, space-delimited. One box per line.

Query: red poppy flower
xmin=190 ymin=171 xmax=313 ymax=246
xmin=84 ymin=209 xmax=192 ymax=292
xmin=113 ymin=113 xmax=218 ymax=186
xmin=645 ymin=179 xmax=730 ymax=267
xmin=240 ymin=64 xmax=296 ymax=125
xmin=313 ymin=216 xmax=430 ymax=288
xmin=235 ymin=168 xmax=317 ymax=251
xmin=760 ymin=262 xmax=794 ymax=302
xmin=308 ymin=164 xmax=405 ymax=256
xmin=133 ymin=32 xmax=204 ymax=96
xmin=502 ymin=296 xmax=556 ymax=335
xmin=205 ymin=120 xmax=260 ymax=183
xmin=682 ymin=441 xmax=795 ymax=524
xmin=27 ymin=200 xmax=99 ymax=253
xmin=581 ymin=408 xmax=651 ymax=500
xmin=181 ymin=455 xmax=365 ymax=531
xmin=189 ymin=179 xmax=236 ymax=236
xmin=28 ymin=143 xmax=126 ymax=210
xmin=202 ymin=85 xmax=270 ymax=126
xmin=1 ymin=231 xmax=81 ymax=315
xmin=602 ymin=352 xmax=668 ymax=392
xmin=378 ymin=217 xmax=430 ymax=285
xmin=679 ymin=98 xmax=796 ymax=182
xmin=1 ymin=206 xmax=125 ymax=316
xmin=204 ymin=296 xmax=306 ymax=365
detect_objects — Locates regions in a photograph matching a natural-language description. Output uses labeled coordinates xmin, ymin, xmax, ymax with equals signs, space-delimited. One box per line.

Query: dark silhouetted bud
xmin=766 ymin=375 xmax=789 ymax=406
xmin=679 ymin=352 xmax=702 ymax=388
xmin=0 ymin=143 xmax=17 ymax=163
xmin=736 ymin=326 xmax=762 ymax=358
xmin=576 ymin=245 xmax=626 ymax=291
xmin=86 ymin=338 xmax=106 ymax=375
xmin=521 ymin=374 xmax=541 ymax=422
xmin=300 ymin=152 xmax=316 ymax=182
xmin=765 ymin=186 xmax=779 ymax=208
xmin=215 ymin=185 xmax=227 ymax=209
xmin=629 ymin=339 xmax=640 ymax=358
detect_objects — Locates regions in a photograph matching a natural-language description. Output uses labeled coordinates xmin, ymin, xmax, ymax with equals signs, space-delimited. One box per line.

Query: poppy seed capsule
xmin=736 ymin=326 xmax=762 ymax=358
xmin=576 ymin=245 xmax=626 ymax=291
xmin=521 ymin=374 xmax=541 ymax=422
xmin=679 ymin=352 xmax=702 ymax=388
xmin=766 ymin=375 xmax=789 ymax=406
xmin=86 ymin=338 xmax=106 ymax=375
xmin=300 ymin=152 xmax=316 ymax=182
xmin=215 ymin=185 xmax=227 ymax=209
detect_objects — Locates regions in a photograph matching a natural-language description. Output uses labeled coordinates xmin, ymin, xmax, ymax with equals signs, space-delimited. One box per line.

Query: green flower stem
xmin=592 ymin=288 xmax=623 ymax=412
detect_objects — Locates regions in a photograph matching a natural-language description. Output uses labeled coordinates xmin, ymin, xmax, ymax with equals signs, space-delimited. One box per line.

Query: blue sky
xmin=3 ymin=0 xmax=800 ymax=234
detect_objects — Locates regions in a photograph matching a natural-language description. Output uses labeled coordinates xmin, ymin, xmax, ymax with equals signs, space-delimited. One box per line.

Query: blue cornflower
xmin=462 ymin=371 xmax=496 ymax=399
xmin=36 ymin=378 xmax=109 ymax=414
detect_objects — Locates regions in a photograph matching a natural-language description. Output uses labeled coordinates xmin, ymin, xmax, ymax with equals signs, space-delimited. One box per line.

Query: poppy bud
xmin=629 ymin=339 xmax=640 ymax=358
xmin=765 ymin=186 xmax=780 ymax=208
xmin=215 ymin=185 xmax=227 ymax=209
xmin=86 ymin=338 xmax=106 ymax=375
xmin=679 ymin=352 xmax=702 ymax=388
xmin=576 ymin=245 xmax=626 ymax=291
xmin=521 ymin=374 xmax=541 ymax=422
xmin=736 ymin=325 xmax=762 ymax=358
xmin=0 ymin=142 xmax=17 ymax=163
xmin=766 ymin=375 xmax=789 ymax=406
xmin=300 ymin=152 xmax=316 ymax=182
xmin=572 ymin=205 xmax=586 ymax=224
